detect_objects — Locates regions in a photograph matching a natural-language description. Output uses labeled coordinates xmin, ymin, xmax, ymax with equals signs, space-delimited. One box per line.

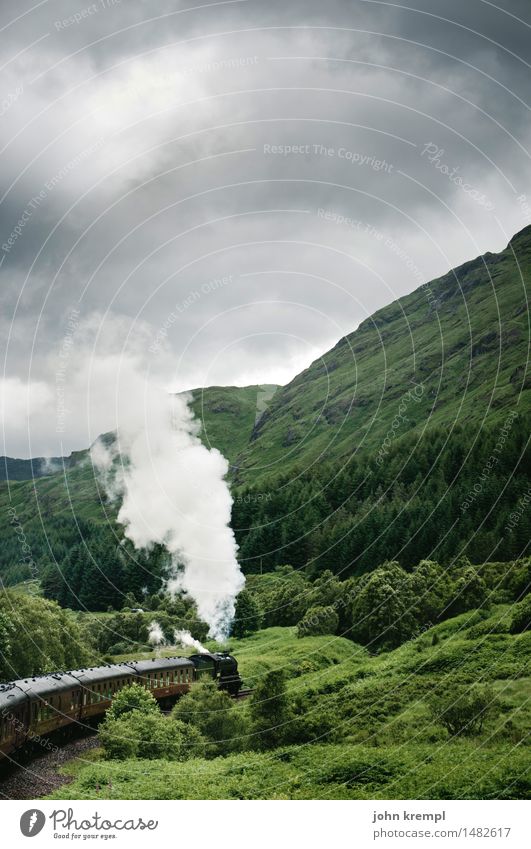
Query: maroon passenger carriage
xmin=0 ymin=651 xmax=242 ymax=762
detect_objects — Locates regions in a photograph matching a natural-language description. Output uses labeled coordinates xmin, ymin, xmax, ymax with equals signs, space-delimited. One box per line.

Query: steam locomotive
xmin=0 ymin=651 xmax=242 ymax=763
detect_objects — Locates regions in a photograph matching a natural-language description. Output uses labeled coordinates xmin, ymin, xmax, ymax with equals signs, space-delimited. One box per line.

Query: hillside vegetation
xmin=233 ymin=226 xmax=530 ymax=484
xmin=47 ymin=608 xmax=530 ymax=800
xmin=0 ymin=228 xmax=529 ymax=588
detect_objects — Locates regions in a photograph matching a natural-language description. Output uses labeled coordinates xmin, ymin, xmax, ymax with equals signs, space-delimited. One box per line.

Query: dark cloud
xmin=1 ymin=0 xmax=530 ymax=455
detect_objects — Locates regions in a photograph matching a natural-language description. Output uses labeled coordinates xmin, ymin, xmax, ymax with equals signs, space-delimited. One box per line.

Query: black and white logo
xmin=20 ymin=810 xmax=46 ymax=837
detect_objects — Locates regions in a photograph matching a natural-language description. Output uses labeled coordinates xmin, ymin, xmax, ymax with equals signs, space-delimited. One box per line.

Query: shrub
xmin=106 ymin=684 xmax=159 ymax=721
xmin=297 ymin=605 xmax=339 ymax=638
xmin=99 ymin=710 xmax=205 ymax=760
xmin=232 ymin=589 xmax=263 ymax=638
xmin=429 ymin=682 xmax=499 ymax=736
xmin=250 ymin=670 xmax=293 ymax=750
xmin=350 ymin=562 xmax=418 ymax=649
xmin=171 ymin=682 xmax=248 ymax=757
xmin=509 ymin=595 xmax=531 ymax=634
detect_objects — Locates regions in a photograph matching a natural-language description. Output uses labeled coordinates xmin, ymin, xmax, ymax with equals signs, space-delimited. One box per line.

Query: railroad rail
xmin=235 ymin=688 xmax=253 ymax=700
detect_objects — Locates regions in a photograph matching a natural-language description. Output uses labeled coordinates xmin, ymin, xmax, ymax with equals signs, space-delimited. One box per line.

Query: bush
xmin=429 ymin=682 xmax=499 ymax=736
xmin=350 ymin=562 xmax=418 ymax=649
xmin=509 ymin=595 xmax=531 ymax=634
xmin=297 ymin=605 xmax=339 ymax=638
xmin=99 ymin=710 xmax=205 ymax=760
xmin=106 ymin=684 xmax=159 ymax=721
xmin=171 ymin=682 xmax=248 ymax=757
xmin=232 ymin=589 xmax=263 ymax=638
xmin=250 ymin=670 xmax=293 ymax=750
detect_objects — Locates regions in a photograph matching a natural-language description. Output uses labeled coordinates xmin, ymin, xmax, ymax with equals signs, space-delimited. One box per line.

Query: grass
xmin=49 ymin=741 xmax=529 ymax=800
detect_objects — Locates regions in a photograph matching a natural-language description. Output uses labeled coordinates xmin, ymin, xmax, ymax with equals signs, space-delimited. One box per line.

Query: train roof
xmin=17 ymin=673 xmax=81 ymax=697
xmin=0 ymin=655 xmax=198 ymax=703
xmin=68 ymin=664 xmax=136 ymax=686
xmin=128 ymin=656 xmax=194 ymax=675
xmin=0 ymin=683 xmax=28 ymax=712
xmin=0 ymin=671 xmax=81 ymax=710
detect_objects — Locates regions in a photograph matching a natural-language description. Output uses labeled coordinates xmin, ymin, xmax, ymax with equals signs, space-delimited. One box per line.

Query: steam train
xmin=0 ymin=651 xmax=242 ymax=763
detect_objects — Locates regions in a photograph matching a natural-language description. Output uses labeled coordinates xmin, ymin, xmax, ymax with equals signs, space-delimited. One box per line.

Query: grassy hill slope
xmin=188 ymin=384 xmax=278 ymax=467
xmin=233 ymin=226 xmax=531 ymax=484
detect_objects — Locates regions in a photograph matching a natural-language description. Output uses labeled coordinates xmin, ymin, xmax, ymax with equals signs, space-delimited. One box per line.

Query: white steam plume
xmin=90 ymin=355 xmax=244 ymax=641
xmin=148 ymin=620 xmax=166 ymax=646
xmin=174 ymin=629 xmax=209 ymax=654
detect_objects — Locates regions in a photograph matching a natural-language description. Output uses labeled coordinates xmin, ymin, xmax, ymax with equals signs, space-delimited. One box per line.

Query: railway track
xmin=235 ymin=688 xmax=253 ymax=699
xmin=1 ymin=687 xmax=254 ymax=796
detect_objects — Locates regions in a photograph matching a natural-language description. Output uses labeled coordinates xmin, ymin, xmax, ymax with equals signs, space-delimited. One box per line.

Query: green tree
xmin=446 ymin=565 xmax=488 ymax=617
xmin=429 ymin=682 xmax=499 ymax=736
xmin=0 ymin=611 xmax=15 ymax=682
xmin=350 ymin=562 xmax=417 ymax=649
xmin=106 ymin=683 xmax=159 ymax=721
xmin=509 ymin=594 xmax=531 ymax=634
xmin=249 ymin=669 xmax=292 ymax=750
xmin=171 ymin=681 xmax=248 ymax=757
xmin=297 ymin=605 xmax=339 ymax=637
xmin=232 ymin=589 xmax=263 ymax=638
xmin=0 ymin=591 xmax=93 ymax=679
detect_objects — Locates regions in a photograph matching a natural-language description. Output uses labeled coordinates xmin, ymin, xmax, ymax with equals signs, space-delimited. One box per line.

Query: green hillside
xmin=188 ymin=383 xmax=278 ymax=467
xmin=233 ymin=226 xmax=531 ymax=485
xmin=1 ymin=227 xmax=529 ymax=586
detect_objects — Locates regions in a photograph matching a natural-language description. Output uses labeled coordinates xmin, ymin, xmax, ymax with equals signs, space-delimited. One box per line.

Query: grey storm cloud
xmin=1 ymin=0 xmax=530 ymax=456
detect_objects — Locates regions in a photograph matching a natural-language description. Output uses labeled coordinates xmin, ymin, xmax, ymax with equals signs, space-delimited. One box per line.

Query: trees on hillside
xmin=297 ymin=605 xmax=339 ymax=638
xmin=350 ymin=562 xmax=418 ymax=649
xmin=250 ymin=669 xmax=292 ymax=750
xmin=231 ymin=589 xmax=263 ymax=638
xmin=233 ymin=419 xmax=530 ymax=574
xmin=0 ymin=592 xmax=93 ymax=681
xmin=171 ymin=682 xmax=248 ymax=757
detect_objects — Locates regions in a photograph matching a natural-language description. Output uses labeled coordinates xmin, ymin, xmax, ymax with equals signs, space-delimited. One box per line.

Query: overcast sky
xmin=1 ymin=0 xmax=530 ymax=457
